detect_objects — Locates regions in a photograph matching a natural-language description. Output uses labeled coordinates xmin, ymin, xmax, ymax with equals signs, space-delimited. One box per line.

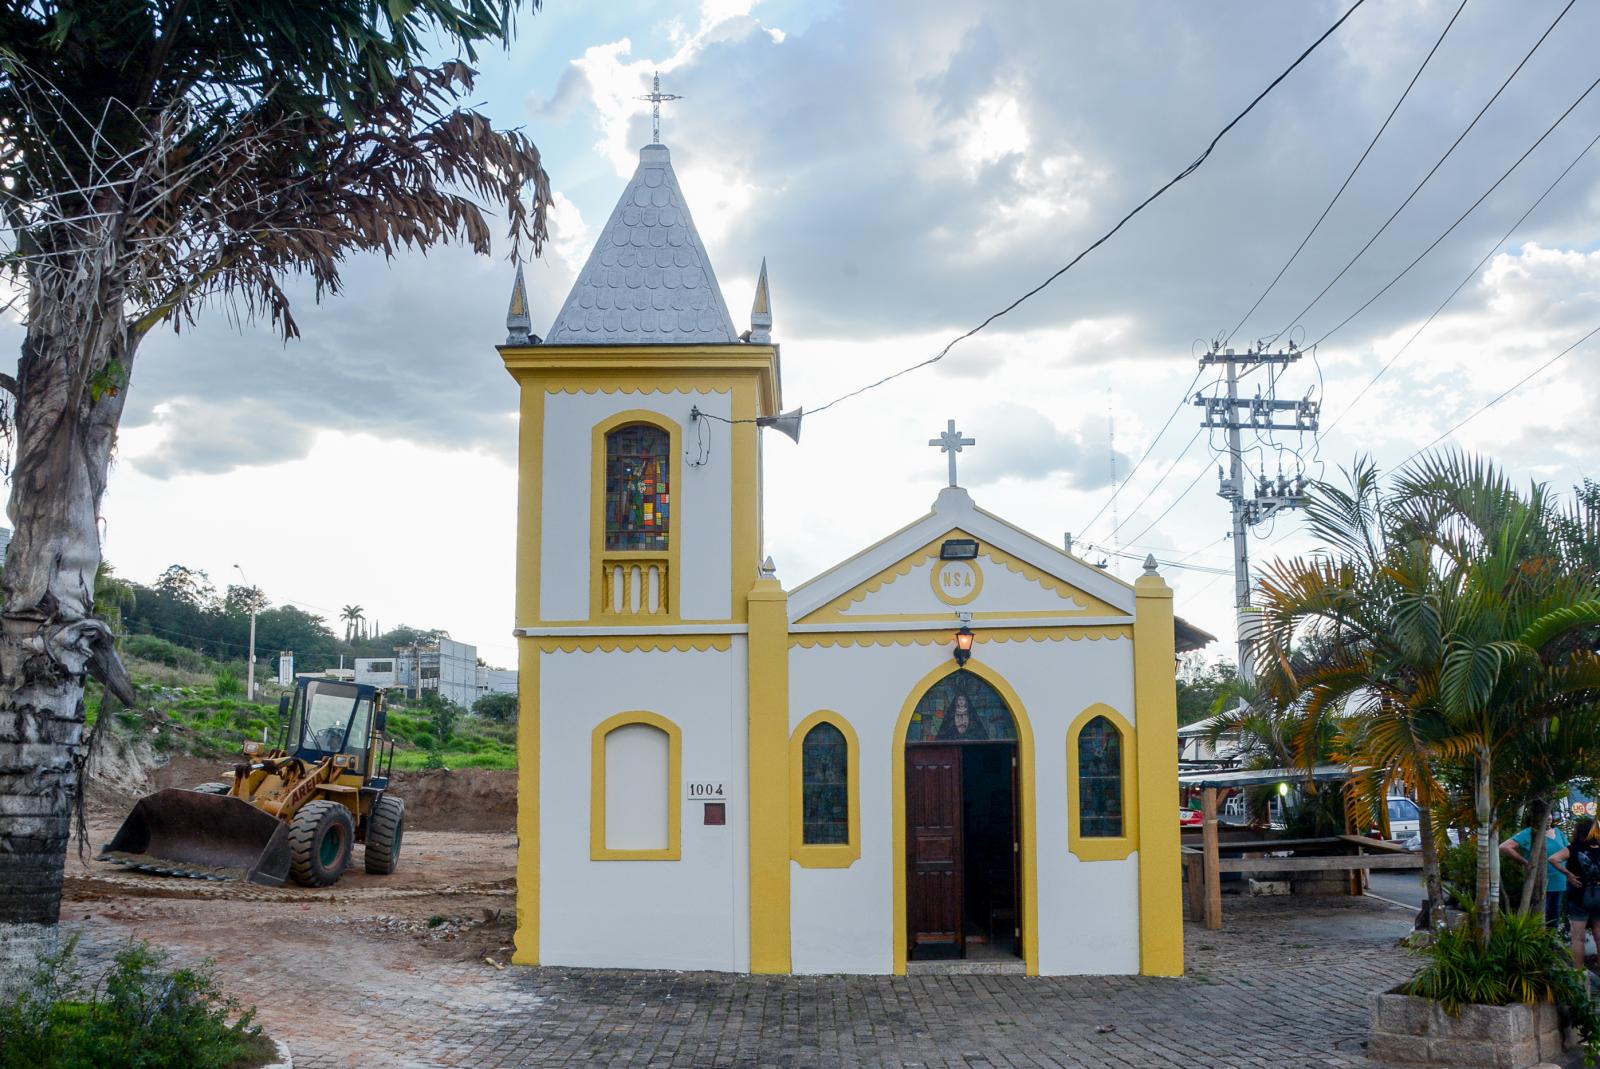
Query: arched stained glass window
xmin=605 ymin=424 xmax=670 ymax=551
xmin=801 ymin=722 xmax=849 ymax=845
xmin=1077 ymin=716 xmax=1124 ymax=838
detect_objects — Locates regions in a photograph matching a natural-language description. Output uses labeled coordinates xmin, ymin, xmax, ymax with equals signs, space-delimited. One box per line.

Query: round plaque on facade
xmin=931 ymin=557 xmax=983 ymax=606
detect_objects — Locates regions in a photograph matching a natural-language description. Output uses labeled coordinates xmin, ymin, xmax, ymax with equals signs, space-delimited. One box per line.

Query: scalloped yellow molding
xmin=789 ymin=625 xmax=1130 ymax=650
xmin=796 ymin=529 xmax=1124 ymax=624
xmin=544 ymin=385 xmax=732 ymax=396
xmin=533 ymin=634 xmax=732 ymax=653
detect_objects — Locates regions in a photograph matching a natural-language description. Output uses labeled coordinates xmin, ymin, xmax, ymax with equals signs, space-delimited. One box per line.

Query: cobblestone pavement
xmin=10 ymin=894 xmax=1420 ymax=1068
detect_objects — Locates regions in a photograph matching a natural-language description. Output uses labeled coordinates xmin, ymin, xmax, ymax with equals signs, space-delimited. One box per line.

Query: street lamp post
xmin=234 ymin=564 xmax=258 ymax=702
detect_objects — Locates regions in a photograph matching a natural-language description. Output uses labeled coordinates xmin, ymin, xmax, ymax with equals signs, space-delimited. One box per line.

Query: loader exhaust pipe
xmin=101 ymin=788 xmax=292 ymax=886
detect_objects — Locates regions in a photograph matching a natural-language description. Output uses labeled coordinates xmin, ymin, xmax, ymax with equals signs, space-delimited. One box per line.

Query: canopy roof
xmin=1178 ymin=765 xmax=1363 ymax=789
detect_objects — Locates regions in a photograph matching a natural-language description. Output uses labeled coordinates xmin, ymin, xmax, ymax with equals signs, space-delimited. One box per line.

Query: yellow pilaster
xmin=510 ymin=381 xmax=544 ymax=966
xmin=746 ymin=576 xmax=791 ymax=973
xmin=1134 ymin=565 xmax=1182 ymax=976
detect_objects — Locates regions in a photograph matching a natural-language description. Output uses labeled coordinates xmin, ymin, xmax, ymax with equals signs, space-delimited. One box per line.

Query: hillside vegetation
xmin=93 ymin=635 xmax=515 ymax=772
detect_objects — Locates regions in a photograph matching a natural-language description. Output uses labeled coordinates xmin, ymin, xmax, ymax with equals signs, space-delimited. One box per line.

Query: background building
xmin=355 ymin=636 xmax=479 ymax=707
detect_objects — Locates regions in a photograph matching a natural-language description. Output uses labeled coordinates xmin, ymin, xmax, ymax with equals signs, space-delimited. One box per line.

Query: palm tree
xmin=340 ymin=604 xmax=365 ymax=643
xmin=1254 ymin=458 xmax=1460 ymax=924
xmin=1257 ymin=452 xmax=1600 ymax=941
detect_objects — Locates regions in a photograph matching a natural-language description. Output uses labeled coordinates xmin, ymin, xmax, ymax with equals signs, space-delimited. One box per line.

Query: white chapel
xmin=497 ymin=139 xmax=1210 ymax=977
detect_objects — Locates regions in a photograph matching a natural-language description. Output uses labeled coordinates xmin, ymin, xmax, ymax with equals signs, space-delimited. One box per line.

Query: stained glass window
xmin=906 ymin=671 xmax=1017 ymax=744
xmin=1078 ymin=716 xmax=1124 ymax=837
xmin=605 ymin=424 xmax=670 ymax=551
xmin=802 ymin=722 xmax=849 ymax=845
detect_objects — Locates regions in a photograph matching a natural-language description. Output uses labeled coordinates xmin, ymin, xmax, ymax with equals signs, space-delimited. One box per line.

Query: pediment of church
xmin=789 ymin=487 xmax=1135 ymax=626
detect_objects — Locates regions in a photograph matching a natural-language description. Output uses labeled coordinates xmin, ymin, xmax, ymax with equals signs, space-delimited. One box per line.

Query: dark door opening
xmin=905 ymin=669 xmax=1024 ymax=964
xmin=962 ymin=744 xmax=1020 ymax=960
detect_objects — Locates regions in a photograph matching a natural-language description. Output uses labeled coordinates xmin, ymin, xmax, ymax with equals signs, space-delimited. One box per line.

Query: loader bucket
xmin=100 ymin=788 xmax=291 ymax=886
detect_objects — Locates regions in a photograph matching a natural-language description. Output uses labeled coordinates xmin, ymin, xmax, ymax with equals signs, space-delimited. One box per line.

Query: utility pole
xmin=233 ymin=564 xmax=258 ymax=702
xmin=1192 ymin=343 xmax=1319 ymax=682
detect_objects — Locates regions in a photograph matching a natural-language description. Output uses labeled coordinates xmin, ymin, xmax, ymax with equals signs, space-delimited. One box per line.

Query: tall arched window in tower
xmin=1077 ymin=715 xmax=1124 ymax=838
xmin=604 ymin=423 xmax=671 ymax=551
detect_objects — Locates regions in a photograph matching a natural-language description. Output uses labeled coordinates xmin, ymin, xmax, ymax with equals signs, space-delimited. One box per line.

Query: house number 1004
xmin=687 ymin=783 xmax=726 ymax=799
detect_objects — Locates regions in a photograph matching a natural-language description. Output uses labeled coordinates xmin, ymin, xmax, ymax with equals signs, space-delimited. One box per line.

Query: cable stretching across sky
xmin=1222 ymin=0 xmax=1471 ymax=349
xmin=1270 ymin=0 xmax=1577 ymax=343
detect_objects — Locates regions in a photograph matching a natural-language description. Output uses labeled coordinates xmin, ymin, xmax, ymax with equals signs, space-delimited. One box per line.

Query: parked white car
xmin=1386 ymin=795 xmax=1422 ymax=841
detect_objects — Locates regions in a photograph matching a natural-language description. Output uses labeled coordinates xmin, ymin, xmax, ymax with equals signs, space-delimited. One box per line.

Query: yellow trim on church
xmin=1134 ymin=568 xmax=1183 ymax=977
xmin=1065 ymin=704 xmax=1140 ymax=862
xmin=511 ymin=641 xmax=540 ymax=966
xmin=795 ymin=529 xmax=1126 ymax=625
xmin=747 ymin=575 xmax=793 ymax=972
xmin=589 ymin=711 xmax=683 ymax=862
xmin=788 ymin=710 xmax=861 ymax=869
xmin=890 ymin=657 xmax=1040 ymax=977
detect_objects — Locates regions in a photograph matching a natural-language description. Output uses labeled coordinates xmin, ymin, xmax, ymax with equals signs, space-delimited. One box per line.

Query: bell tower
xmin=498 ymin=139 xmax=787 ymax=973
xmin=500 ymin=142 xmax=781 ymax=629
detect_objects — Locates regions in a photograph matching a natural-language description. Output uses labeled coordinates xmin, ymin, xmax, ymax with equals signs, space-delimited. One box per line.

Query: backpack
xmin=1575 ymin=847 xmax=1600 ymax=911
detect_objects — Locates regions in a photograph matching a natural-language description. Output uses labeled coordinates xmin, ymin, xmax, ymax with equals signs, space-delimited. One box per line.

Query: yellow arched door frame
xmin=891 ymin=656 xmax=1040 ymax=976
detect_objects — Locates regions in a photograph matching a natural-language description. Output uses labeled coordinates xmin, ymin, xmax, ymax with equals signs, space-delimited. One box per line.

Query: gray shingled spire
xmin=546 ymin=143 xmax=739 ymax=345
xmin=506 ymin=262 xmax=534 ymax=345
xmin=749 ymin=258 xmax=771 ymax=344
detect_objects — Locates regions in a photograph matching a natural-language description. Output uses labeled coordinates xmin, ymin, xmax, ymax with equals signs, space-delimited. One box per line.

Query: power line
xmin=1224 ymin=0 xmax=1470 ymax=348
xmin=1402 ymin=321 xmax=1600 ymax=465
xmin=1307 ymin=69 xmax=1600 ymax=351
xmin=1105 ymin=426 xmax=1206 ymax=540
xmin=1079 ymin=369 xmax=1207 ymax=540
xmin=1321 ymin=125 xmax=1600 ymax=438
xmin=1120 ymin=460 xmax=1214 ymax=548
xmin=1075 ymin=543 xmax=1234 ymax=576
xmin=781 ymin=0 xmax=1371 ymax=421
xmin=1272 ymin=0 xmax=1577 ymax=342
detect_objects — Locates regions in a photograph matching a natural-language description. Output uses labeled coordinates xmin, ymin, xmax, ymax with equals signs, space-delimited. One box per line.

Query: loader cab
xmin=281 ymin=679 xmax=380 ymax=778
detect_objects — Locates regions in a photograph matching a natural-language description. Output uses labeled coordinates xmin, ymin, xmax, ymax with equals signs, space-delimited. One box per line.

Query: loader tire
xmin=191 ymin=782 xmax=232 ymax=795
xmin=364 ymin=795 xmax=405 ymax=875
xmin=288 ymin=800 xmax=354 ymax=887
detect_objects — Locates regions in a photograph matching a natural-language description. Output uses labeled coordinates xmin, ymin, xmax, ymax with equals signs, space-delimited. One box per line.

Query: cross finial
xmin=636 ymin=70 xmax=683 ymax=145
xmin=928 ymin=419 xmax=976 ymax=488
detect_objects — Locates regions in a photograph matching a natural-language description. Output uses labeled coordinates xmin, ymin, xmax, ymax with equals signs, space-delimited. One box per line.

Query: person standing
xmin=1500 ymin=821 xmax=1576 ymax=927
xmin=1566 ymin=819 xmax=1600 ymax=968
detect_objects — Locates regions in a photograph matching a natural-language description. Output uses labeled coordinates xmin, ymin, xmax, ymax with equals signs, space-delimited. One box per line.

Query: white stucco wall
xmin=786 ymin=633 xmax=1140 ymax=976
xmin=539 ymin=388 xmax=733 ymax=622
xmin=540 ymin=642 xmax=750 ymax=971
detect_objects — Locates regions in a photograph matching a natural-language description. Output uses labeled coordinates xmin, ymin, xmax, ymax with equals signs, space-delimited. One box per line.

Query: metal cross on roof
xmin=636 ymin=70 xmax=683 ymax=145
xmin=929 ymin=420 xmax=975 ymax=488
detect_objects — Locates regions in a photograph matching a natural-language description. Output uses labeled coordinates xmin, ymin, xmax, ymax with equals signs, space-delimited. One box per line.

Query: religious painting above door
xmin=908 ymin=671 xmax=1017 ymax=743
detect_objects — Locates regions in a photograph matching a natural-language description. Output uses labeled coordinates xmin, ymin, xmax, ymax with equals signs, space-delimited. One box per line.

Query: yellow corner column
xmin=1133 ymin=563 xmax=1183 ymax=976
xmin=746 ymin=575 xmax=792 ymax=973
xmin=511 ymin=375 xmax=544 ymax=966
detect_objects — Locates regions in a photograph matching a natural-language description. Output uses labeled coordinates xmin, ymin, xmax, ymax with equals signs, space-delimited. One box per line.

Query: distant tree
xmin=154 ymin=565 xmax=215 ymax=610
xmin=339 ymin=604 xmax=365 ymax=642
xmin=1176 ymin=657 xmax=1252 ymax=725
xmin=472 ymin=692 xmax=517 ymax=724
xmin=93 ymin=562 xmax=137 ymax=636
xmin=223 ymin=584 xmax=269 ymax=618
xmin=0 ymin=1 xmax=551 ymax=925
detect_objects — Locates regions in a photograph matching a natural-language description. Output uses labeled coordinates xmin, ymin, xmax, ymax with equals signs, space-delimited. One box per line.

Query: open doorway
xmin=905 ymin=669 xmax=1021 ymax=963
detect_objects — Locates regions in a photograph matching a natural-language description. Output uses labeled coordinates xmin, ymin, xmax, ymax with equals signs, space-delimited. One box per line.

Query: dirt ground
xmin=51 ymin=745 xmax=525 ymax=1064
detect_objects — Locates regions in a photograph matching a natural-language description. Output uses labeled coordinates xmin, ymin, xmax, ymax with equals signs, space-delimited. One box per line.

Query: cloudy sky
xmin=7 ymin=0 xmax=1600 ymax=669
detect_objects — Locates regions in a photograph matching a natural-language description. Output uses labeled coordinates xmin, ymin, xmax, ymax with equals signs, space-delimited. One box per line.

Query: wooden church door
xmin=906 ymin=745 xmax=963 ymax=957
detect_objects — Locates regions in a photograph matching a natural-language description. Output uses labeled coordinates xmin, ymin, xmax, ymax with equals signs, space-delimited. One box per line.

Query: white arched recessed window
xmin=590 ymin=711 xmax=681 ymax=861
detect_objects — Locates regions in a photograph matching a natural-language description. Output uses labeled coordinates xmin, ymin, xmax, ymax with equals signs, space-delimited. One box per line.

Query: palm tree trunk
xmin=0 ymin=282 xmax=137 ymax=924
xmin=1519 ymin=800 xmax=1552 ymax=916
xmin=1417 ymin=803 xmax=1446 ymax=924
xmin=1475 ymin=747 xmax=1495 ymax=942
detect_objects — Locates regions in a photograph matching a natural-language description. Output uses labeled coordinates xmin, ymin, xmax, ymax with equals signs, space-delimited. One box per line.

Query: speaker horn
xmin=756 ymin=407 xmax=804 ymax=444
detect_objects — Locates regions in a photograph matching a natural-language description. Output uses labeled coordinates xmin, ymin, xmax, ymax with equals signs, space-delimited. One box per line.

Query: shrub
xmin=1401 ymin=911 xmax=1600 ymax=1062
xmin=213 ymin=670 xmax=243 ymax=699
xmin=121 ymin=633 xmax=207 ymax=673
xmin=1440 ymin=837 xmax=1526 ymax=910
xmin=472 ymin=692 xmax=518 ymax=723
xmin=0 ymin=935 xmax=266 ymax=1069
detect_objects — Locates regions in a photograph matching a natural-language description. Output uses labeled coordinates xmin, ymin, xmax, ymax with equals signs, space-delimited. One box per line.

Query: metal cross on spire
xmin=636 ymin=70 xmax=683 ymax=144
xmin=929 ymin=420 xmax=975 ymax=487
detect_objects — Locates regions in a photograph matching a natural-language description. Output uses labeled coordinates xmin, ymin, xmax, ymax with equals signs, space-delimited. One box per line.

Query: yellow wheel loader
xmin=101 ymin=678 xmax=404 ymax=887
